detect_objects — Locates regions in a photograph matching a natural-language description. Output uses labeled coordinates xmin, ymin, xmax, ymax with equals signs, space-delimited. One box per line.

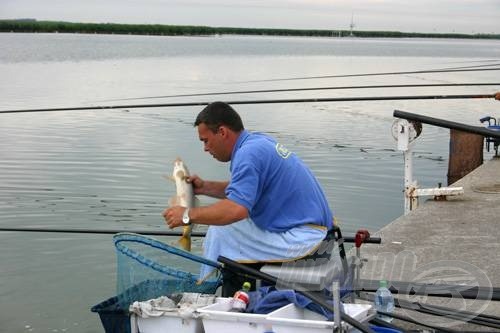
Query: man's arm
xmin=190 ymin=199 xmax=248 ymax=225
xmin=188 ymin=175 xmax=228 ymax=199
xmin=196 ymin=180 xmax=229 ymax=199
xmin=163 ymin=199 xmax=248 ymax=229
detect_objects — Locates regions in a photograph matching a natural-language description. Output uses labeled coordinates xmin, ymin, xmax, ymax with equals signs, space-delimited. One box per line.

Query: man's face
xmin=197 ymin=123 xmax=229 ymax=162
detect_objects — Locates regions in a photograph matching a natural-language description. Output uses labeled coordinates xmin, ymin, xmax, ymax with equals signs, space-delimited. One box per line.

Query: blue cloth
xmin=246 ymin=286 xmax=340 ymax=320
xmin=225 ymin=130 xmax=333 ymax=232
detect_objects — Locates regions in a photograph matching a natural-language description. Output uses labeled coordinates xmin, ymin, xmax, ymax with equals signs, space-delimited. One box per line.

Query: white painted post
xmin=395 ymin=119 xmax=418 ymax=215
xmin=394 ymin=117 xmax=463 ymax=215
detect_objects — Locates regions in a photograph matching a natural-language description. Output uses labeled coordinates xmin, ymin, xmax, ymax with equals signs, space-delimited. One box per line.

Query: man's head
xmin=194 ymin=102 xmax=244 ymax=162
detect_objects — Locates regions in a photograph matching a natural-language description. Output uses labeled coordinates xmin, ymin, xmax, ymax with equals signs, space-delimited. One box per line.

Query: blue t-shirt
xmin=225 ymin=130 xmax=333 ymax=232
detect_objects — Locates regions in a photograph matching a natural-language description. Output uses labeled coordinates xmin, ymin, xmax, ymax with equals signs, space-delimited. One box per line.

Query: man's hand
xmin=186 ymin=175 xmax=229 ymax=199
xmin=495 ymin=92 xmax=500 ymax=101
xmin=162 ymin=206 xmax=186 ymax=229
xmin=186 ymin=174 xmax=205 ymax=195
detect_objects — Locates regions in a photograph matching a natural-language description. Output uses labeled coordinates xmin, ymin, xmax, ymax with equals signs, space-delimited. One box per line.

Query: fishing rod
xmin=363 ymin=293 xmax=500 ymax=331
xmin=357 ymin=279 xmax=500 ymax=301
xmin=393 ymin=298 xmax=500 ymax=330
xmin=446 ymin=59 xmax=500 ymax=64
xmin=414 ymin=301 xmax=500 ymax=328
xmin=1 ymin=93 xmax=497 ymax=114
xmin=242 ymin=67 xmax=500 ymax=83
xmin=218 ymin=255 xmax=376 ymax=333
xmin=418 ymin=301 xmax=500 ymax=323
xmin=432 ymin=62 xmax=500 ymax=71
xmin=0 ymin=227 xmax=206 ymax=237
xmin=370 ymin=312 xmax=458 ymax=333
xmin=0 ymin=226 xmax=381 ymax=244
xmin=98 ymin=82 xmax=500 ymax=102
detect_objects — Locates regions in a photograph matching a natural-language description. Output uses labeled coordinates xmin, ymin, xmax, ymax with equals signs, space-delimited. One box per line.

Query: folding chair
xmin=259 ymin=225 xmax=350 ymax=293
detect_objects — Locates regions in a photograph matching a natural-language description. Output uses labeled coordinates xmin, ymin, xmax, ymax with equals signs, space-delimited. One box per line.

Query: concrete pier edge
xmin=359 ymin=157 xmax=500 ymax=331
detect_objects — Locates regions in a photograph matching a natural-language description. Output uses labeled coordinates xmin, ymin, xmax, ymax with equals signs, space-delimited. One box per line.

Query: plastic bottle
xmin=230 ymin=281 xmax=251 ymax=312
xmin=374 ymin=280 xmax=394 ymax=322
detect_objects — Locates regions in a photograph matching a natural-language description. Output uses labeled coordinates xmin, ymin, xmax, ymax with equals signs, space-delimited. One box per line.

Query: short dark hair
xmin=194 ymin=101 xmax=244 ymax=133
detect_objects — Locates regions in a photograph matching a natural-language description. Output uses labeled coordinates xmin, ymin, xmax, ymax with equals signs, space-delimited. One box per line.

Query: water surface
xmin=0 ymin=33 xmax=499 ymax=332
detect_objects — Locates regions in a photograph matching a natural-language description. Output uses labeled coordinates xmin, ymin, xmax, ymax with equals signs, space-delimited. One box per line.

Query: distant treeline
xmin=1 ymin=19 xmax=499 ymax=40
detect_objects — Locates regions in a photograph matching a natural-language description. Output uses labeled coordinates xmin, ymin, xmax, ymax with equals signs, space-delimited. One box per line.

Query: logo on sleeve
xmin=275 ymin=143 xmax=291 ymax=159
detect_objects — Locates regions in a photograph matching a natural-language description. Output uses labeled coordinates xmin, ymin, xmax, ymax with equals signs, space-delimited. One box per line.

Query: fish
xmin=168 ymin=158 xmax=198 ymax=251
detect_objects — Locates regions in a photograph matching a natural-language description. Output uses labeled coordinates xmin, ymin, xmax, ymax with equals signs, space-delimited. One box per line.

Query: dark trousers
xmin=221 ymin=263 xmax=264 ymax=297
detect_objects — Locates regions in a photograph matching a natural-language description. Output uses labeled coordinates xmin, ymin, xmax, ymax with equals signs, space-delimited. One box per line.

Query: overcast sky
xmin=1 ymin=0 xmax=499 ymax=34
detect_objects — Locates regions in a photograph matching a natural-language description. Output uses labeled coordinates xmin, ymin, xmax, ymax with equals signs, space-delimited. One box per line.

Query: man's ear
xmin=218 ymin=126 xmax=228 ymax=138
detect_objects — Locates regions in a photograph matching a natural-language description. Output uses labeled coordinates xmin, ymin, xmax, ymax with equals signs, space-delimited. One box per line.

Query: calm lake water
xmin=0 ymin=33 xmax=499 ymax=332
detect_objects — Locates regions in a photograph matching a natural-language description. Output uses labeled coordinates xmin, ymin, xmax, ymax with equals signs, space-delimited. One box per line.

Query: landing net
xmin=113 ymin=233 xmax=221 ymax=308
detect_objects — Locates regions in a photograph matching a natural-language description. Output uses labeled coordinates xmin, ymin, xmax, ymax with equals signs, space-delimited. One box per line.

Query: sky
xmin=1 ymin=0 xmax=499 ymax=34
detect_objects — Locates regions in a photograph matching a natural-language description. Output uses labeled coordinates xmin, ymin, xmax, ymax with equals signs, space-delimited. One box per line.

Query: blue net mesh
xmin=113 ymin=233 xmax=221 ymax=308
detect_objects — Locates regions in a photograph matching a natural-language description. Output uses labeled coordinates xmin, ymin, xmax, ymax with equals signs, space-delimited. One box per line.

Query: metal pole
xmin=404 ymin=149 xmax=414 ymax=214
xmin=394 ymin=110 xmax=500 ymax=139
xmin=332 ymin=280 xmax=342 ymax=332
xmin=395 ymin=119 xmax=417 ymax=215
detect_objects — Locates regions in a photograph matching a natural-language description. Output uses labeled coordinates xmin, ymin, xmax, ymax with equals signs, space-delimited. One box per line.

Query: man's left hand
xmin=162 ymin=206 xmax=185 ymax=229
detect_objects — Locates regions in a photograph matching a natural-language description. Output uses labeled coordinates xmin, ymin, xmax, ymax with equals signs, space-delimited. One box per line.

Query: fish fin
xmin=163 ymin=175 xmax=175 ymax=182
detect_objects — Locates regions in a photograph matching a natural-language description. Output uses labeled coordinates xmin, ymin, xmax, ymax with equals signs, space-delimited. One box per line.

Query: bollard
xmin=448 ymin=129 xmax=483 ymax=185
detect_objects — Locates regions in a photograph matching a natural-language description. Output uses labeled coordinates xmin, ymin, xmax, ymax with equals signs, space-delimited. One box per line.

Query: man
xmin=163 ymin=101 xmax=334 ymax=295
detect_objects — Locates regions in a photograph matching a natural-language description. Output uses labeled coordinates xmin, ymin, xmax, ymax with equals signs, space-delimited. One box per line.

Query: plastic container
xmin=266 ymin=303 xmax=372 ymax=333
xmin=91 ymin=295 xmax=131 ymax=333
xmin=129 ymin=293 xmax=218 ymax=333
xmin=131 ymin=312 xmax=203 ymax=333
xmin=91 ymin=279 xmax=219 ymax=333
xmin=198 ymin=298 xmax=270 ymax=333
xmin=374 ymin=280 xmax=394 ymax=322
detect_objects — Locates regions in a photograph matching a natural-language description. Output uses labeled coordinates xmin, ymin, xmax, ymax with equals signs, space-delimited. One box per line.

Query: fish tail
xmin=178 ymin=225 xmax=192 ymax=251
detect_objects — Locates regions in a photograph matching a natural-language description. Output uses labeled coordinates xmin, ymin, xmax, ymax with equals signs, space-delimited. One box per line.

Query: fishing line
xmin=0 ymin=93 xmax=496 ymax=114
xmin=241 ymin=67 xmax=500 ymax=83
xmin=97 ymin=82 xmax=500 ymax=102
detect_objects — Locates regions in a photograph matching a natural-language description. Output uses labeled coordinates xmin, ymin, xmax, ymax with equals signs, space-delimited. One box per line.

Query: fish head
xmin=173 ymin=157 xmax=190 ymax=180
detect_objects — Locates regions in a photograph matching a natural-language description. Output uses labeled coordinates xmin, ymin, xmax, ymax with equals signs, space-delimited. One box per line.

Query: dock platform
xmin=359 ymin=157 xmax=500 ymax=331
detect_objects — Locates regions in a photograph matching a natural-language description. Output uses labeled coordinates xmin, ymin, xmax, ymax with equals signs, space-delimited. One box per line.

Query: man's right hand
xmin=186 ymin=175 xmax=229 ymax=199
xmin=186 ymin=174 xmax=205 ymax=195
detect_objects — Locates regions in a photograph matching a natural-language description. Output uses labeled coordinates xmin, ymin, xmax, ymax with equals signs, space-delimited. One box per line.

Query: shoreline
xmin=1 ymin=19 xmax=499 ymax=40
